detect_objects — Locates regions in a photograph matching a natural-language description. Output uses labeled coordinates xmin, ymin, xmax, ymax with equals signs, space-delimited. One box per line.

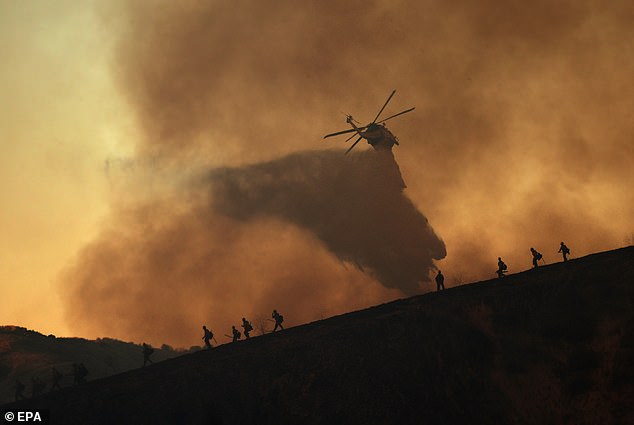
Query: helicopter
xmin=323 ymin=90 xmax=415 ymax=154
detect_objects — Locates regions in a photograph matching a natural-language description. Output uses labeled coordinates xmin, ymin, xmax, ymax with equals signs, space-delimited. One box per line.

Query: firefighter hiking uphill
xmin=559 ymin=242 xmax=571 ymax=262
xmin=241 ymin=318 xmax=253 ymax=339
xmin=530 ymin=248 xmax=544 ymax=269
xmin=271 ymin=310 xmax=284 ymax=332
xmin=202 ymin=325 xmax=216 ymax=349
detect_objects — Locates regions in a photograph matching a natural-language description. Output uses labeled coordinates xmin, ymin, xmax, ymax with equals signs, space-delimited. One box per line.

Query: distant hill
xmin=2 ymin=247 xmax=633 ymax=425
xmin=0 ymin=327 xmax=195 ymax=404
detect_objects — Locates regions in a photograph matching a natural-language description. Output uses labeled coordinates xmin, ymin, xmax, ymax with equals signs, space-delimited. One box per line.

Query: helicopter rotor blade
xmin=372 ymin=90 xmax=396 ymax=124
xmin=323 ymin=128 xmax=358 ymax=139
xmin=377 ymin=107 xmax=415 ymax=124
xmin=344 ymin=132 xmax=358 ymax=142
xmin=345 ymin=136 xmax=363 ymax=155
xmin=324 ymin=126 xmax=368 ymax=139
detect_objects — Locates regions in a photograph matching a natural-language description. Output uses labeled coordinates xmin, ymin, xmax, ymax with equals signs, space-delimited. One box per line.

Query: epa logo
xmin=3 ymin=411 xmax=44 ymax=422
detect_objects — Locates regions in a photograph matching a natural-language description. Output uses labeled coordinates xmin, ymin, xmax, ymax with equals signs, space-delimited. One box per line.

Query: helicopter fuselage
xmin=359 ymin=123 xmax=399 ymax=151
xmin=347 ymin=121 xmax=399 ymax=152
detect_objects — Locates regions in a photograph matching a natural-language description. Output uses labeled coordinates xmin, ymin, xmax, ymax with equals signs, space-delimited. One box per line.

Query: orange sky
xmin=0 ymin=1 xmax=133 ymax=336
xmin=1 ymin=0 xmax=632 ymax=347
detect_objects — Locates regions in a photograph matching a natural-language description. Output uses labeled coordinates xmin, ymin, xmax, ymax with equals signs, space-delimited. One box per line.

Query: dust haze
xmin=62 ymin=0 xmax=634 ymax=346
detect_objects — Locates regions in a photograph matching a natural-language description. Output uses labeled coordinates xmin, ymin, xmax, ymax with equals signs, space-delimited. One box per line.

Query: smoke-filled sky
xmin=1 ymin=0 xmax=633 ymax=347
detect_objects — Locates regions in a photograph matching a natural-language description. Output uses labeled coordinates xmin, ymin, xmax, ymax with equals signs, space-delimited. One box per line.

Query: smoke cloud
xmin=64 ymin=149 xmax=435 ymax=346
xmin=210 ymin=149 xmax=446 ymax=293
xmin=61 ymin=0 xmax=633 ymax=345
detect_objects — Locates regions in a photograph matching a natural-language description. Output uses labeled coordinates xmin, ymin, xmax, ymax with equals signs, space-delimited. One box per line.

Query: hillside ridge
xmin=3 ymin=246 xmax=633 ymax=425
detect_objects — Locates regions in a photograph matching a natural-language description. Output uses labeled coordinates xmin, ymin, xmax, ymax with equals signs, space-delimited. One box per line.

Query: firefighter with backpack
xmin=497 ymin=257 xmax=508 ymax=278
xmin=272 ymin=310 xmax=284 ymax=332
xmin=241 ymin=318 xmax=253 ymax=339
xmin=530 ymin=247 xmax=543 ymax=268
xmin=202 ymin=325 xmax=216 ymax=349
xmin=558 ymin=242 xmax=571 ymax=262
xmin=231 ymin=326 xmax=241 ymax=342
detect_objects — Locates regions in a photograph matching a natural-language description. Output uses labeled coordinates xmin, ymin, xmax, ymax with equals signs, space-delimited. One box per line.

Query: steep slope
xmin=3 ymin=247 xmax=633 ymax=425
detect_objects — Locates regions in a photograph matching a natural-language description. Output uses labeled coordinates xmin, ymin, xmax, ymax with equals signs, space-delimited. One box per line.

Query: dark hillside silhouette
xmin=3 ymin=247 xmax=633 ymax=425
xmin=0 ymin=330 xmax=192 ymax=404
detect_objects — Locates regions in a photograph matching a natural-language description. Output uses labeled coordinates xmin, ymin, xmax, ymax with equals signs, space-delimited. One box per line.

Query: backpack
xmin=563 ymin=247 xmax=570 ymax=254
xmin=278 ymin=315 xmax=284 ymax=323
xmin=536 ymin=252 xmax=542 ymax=260
xmin=246 ymin=322 xmax=253 ymax=331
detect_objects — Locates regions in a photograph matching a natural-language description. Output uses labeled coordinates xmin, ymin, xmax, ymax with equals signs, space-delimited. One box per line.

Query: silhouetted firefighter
xmin=272 ymin=309 xmax=284 ymax=332
xmin=497 ymin=257 xmax=508 ymax=278
xmin=558 ymin=242 xmax=570 ymax=262
xmin=202 ymin=325 xmax=215 ymax=349
xmin=142 ymin=343 xmax=154 ymax=366
xmin=231 ymin=326 xmax=241 ymax=342
xmin=241 ymin=317 xmax=253 ymax=339
xmin=72 ymin=363 xmax=88 ymax=385
xmin=14 ymin=378 xmax=26 ymax=401
xmin=51 ymin=367 xmax=63 ymax=391
xmin=31 ymin=376 xmax=46 ymax=398
xmin=530 ymin=247 xmax=543 ymax=268
xmin=435 ymin=270 xmax=445 ymax=291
